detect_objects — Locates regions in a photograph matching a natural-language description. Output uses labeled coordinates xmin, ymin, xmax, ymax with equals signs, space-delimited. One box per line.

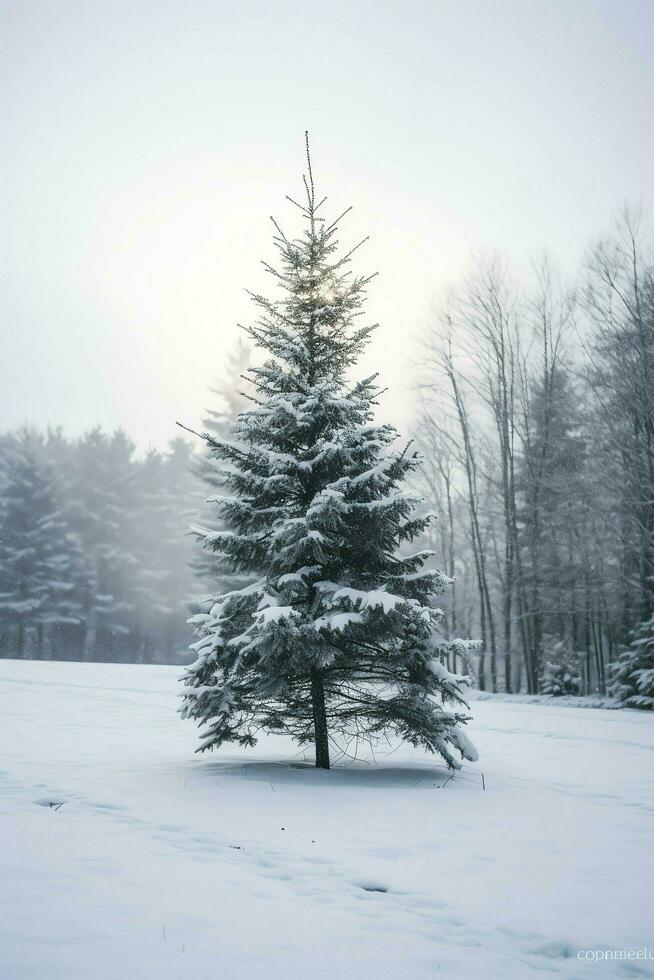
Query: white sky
xmin=2 ymin=0 xmax=652 ymax=448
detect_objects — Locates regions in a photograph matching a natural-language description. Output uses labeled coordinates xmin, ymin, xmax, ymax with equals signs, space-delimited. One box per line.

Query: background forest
xmin=1 ymin=210 xmax=652 ymax=697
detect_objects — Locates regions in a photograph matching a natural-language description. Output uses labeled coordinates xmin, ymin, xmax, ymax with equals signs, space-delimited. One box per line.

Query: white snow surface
xmin=1 ymin=659 xmax=653 ymax=980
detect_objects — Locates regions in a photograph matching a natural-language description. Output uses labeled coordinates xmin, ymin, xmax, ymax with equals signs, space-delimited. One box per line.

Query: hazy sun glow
xmin=2 ymin=0 xmax=651 ymax=446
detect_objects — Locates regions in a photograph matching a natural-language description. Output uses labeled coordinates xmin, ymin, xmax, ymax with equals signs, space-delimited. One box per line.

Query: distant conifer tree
xmin=611 ymin=616 xmax=654 ymax=709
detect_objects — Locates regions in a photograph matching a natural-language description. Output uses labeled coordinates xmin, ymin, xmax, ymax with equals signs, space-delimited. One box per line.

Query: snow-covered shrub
xmin=541 ymin=639 xmax=582 ymax=696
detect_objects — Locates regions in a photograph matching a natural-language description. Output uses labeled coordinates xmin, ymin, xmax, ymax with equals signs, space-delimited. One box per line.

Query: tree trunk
xmin=310 ymin=670 xmax=330 ymax=769
xmin=36 ymin=621 xmax=45 ymax=660
xmin=445 ymin=472 xmax=457 ymax=635
xmin=444 ymin=353 xmax=496 ymax=690
xmin=16 ymin=617 xmax=26 ymax=658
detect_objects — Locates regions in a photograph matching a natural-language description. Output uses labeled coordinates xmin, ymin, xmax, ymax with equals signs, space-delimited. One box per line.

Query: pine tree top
xmin=242 ymin=133 xmax=378 ymax=397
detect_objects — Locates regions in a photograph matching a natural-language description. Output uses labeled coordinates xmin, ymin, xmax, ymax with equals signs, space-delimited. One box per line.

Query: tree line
xmin=0 ymin=428 xmax=201 ymax=662
xmin=0 ymin=342 xmax=250 ymax=663
xmin=416 ymin=208 xmax=654 ymax=696
xmin=1 ymin=206 xmax=652 ymax=701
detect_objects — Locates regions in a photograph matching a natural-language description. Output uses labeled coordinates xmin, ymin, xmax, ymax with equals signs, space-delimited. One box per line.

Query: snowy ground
xmin=1 ymin=660 xmax=653 ymax=979
xmin=470 ymin=689 xmax=622 ymax=709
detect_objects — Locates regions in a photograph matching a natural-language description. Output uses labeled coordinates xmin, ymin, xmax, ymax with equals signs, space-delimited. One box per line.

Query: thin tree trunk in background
xmin=443 ymin=349 xmax=498 ymax=692
xmin=36 ymin=622 xmax=44 ymax=660
xmin=472 ymin=526 xmax=487 ymax=691
xmin=515 ymin=559 xmax=535 ymax=692
xmin=591 ymin=616 xmax=606 ymax=696
xmin=445 ymin=471 xmax=457 ymax=636
xmin=584 ymin=591 xmax=593 ymax=694
xmin=505 ymin=449 xmax=517 ymax=694
xmin=16 ymin=618 xmax=26 ymax=658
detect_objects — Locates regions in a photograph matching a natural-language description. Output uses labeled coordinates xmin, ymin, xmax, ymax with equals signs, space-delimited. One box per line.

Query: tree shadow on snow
xmin=193 ymin=757 xmax=454 ymax=790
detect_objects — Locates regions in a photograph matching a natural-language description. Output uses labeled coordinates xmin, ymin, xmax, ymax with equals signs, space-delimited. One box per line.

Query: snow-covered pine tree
xmin=0 ymin=431 xmax=85 ymax=659
xmin=71 ymin=429 xmax=140 ymax=661
xmin=42 ymin=428 xmax=93 ymax=660
xmin=180 ymin=136 xmax=478 ymax=770
xmin=128 ymin=441 xmax=200 ymax=662
xmin=159 ymin=438 xmax=204 ymax=661
xmin=201 ymin=338 xmax=252 ymax=442
xmin=193 ymin=338 xmax=253 ymax=596
xmin=540 ymin=639 xmax=582 ymax=697
xmin=610 ymin=616 xmax=654 ymax=709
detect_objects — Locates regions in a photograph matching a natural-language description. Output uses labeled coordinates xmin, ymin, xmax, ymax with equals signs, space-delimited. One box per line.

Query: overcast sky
xmin=2 ymin=0 xmax=652 ymax=448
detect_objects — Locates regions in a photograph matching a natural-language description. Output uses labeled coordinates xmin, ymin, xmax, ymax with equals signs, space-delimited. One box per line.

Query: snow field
xmin=1 ymin=659 xmax=653 ymax=979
